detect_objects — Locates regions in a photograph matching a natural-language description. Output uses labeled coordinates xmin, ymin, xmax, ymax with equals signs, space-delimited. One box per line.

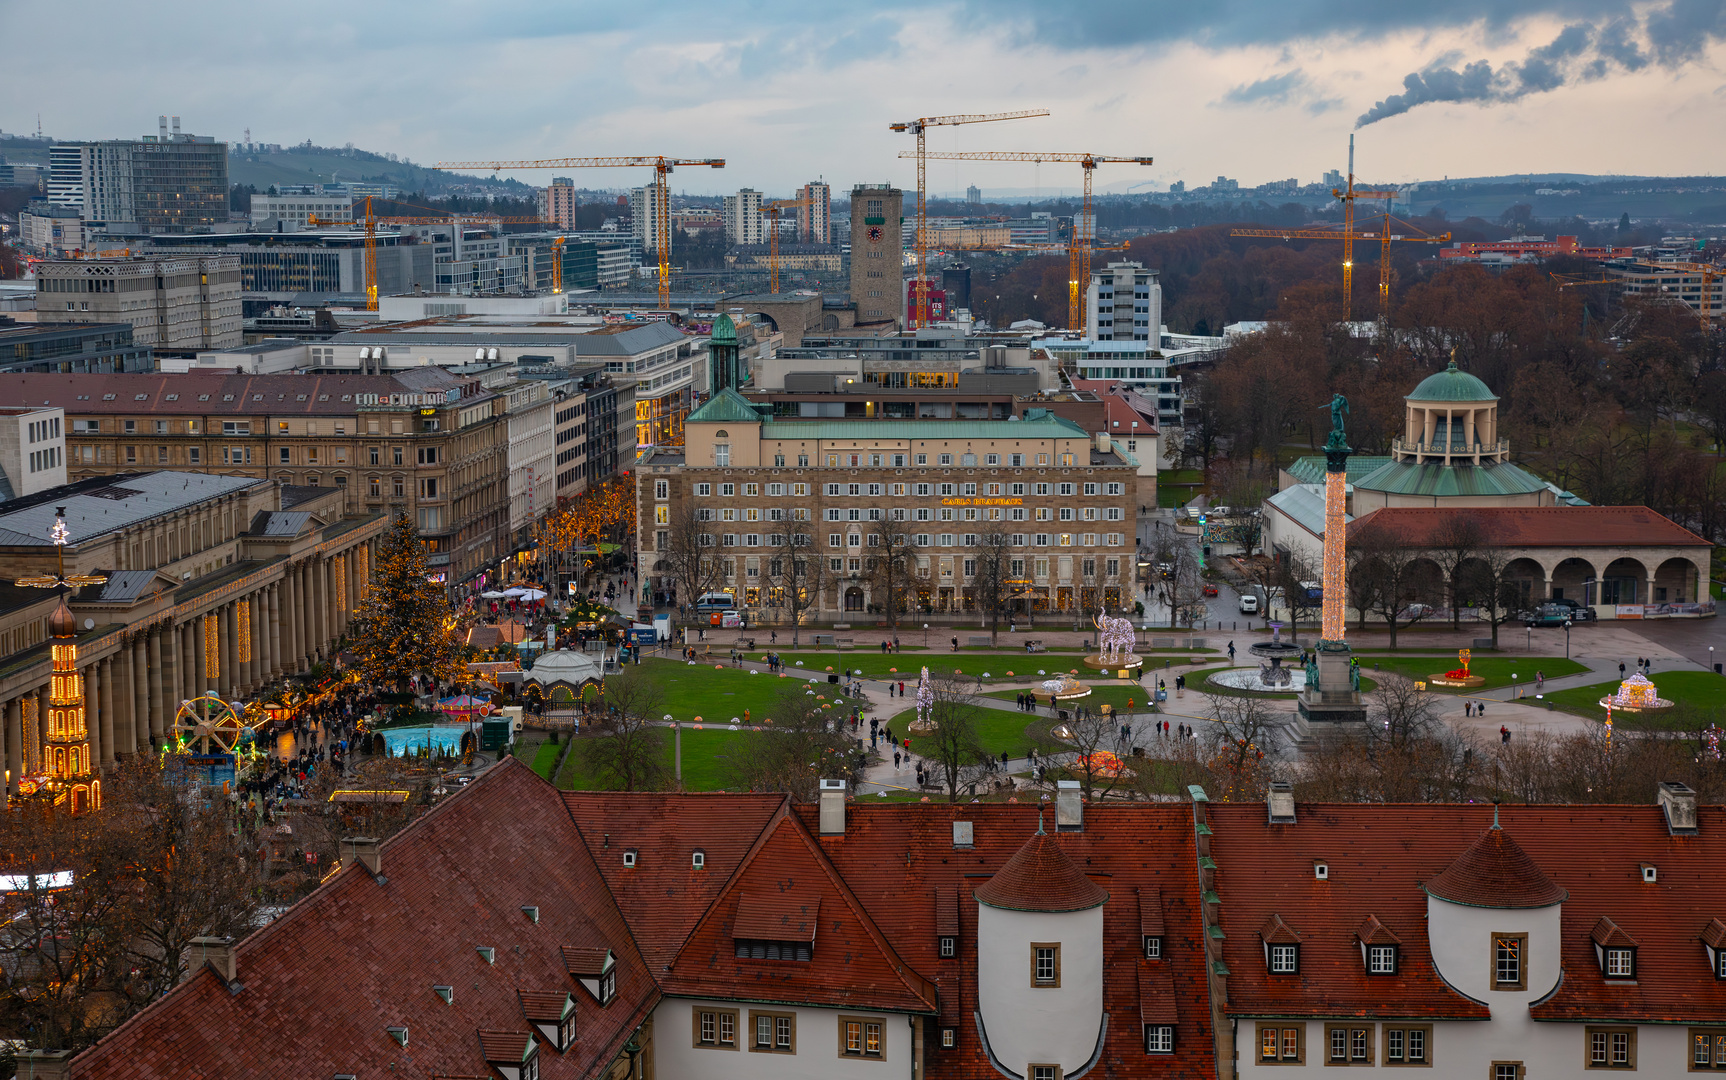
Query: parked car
xmin=1239 ymin=594 xmax=1259 ymax=615
xmin=1202 ymin=584 xmax=1219 ymax=597
xmin=1547 ymin=598 xmax=1596 ymax=620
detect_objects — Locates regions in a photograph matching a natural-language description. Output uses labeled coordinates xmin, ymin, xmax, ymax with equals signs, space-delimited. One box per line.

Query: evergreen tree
xmin=1618 ymin=212 xmax=1632 ymax=232
xmin=348 ymin=514 xmax=465 ymax=693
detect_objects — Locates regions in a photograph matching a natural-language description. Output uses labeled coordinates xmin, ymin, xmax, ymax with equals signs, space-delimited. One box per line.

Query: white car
xmin=1239 ymin=595 xmax=1260 ymax=615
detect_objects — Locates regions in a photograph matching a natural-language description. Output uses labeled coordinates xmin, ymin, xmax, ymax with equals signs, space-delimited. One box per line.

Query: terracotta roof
xmin=66 ymin=758 xmax=659 ymax=1080
xmin=477 ymin=1030 xmax=535 ymax=1063
xmin=559 ymin=791 xmax=785 ymax=970
xmin=1349 ymin=505 xmax=1710 ymax=549
xmin=935 ymin=887 xmax=959 ymax=937
xmin=1590 ymin=917 xmax=1638 ymax=949
xmin=559 ymin=946 xmax=611 ymax=977
xmin=1139 ymin=887 xmax=1165 ymax=936
xmin=1424 ymin=825 xmax=1568 ymax=909
xmin=795 ymin=802 xmax=1216 ymax=1078
xmin=1704 ymin=918 xmax=1726 ymax=950
xmin=1260 ymin=914 xmax=1302 ymax=944
xmin=662 ymin=811 xmax=938 ymax=1014
xmin=732 ymin=893 xmax=820 ymax=942
xmin=973 ymin=827 xmax=1109 ymax=912
xmin=1356 ymin=915 xmax=1401 ymax=945
xmin=1139 ymin=968 xmax=1178 ymax=1025
xmin=517 ymin=990 xmax=573 ymax=1023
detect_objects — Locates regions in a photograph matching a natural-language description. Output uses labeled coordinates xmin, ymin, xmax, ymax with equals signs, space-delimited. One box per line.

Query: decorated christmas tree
xmin=348 ymin=514 xmax=466 ymax=694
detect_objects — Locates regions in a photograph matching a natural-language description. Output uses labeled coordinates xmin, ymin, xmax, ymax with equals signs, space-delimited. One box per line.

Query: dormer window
xmin=518 ymin=991 xmax=575 ymax=1053
xmin=598 ymin=968 xmax=615 ymax=1005
xmin=1591 ymin=918 xmax=1639 ymax=982
xmin=622 ymin=849 xmax=636 ymax=868
xmin=692 ymin=849 xmax=705 ymax=869
xmin=1604 ymin=948 xmax=1636 ymax=979
xmin=939 ymin=935 xmax=956 ymax=958
xmin=1262 ymin=914 xmax=1301 ymax=974
xmin=1269 ymin=944 xmax=1299 ymax=973
xmin=561 ymin=946 xmax=616 ymax=1005
xmin=1143 ymin=936 xmax=1162 ymax=960
xmin=1368 ymin=944 xmax=1398 ymax=975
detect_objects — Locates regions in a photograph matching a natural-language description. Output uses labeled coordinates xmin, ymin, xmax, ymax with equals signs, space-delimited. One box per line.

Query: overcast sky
xmin=5 ymin=0 xmax=1724 ymax=197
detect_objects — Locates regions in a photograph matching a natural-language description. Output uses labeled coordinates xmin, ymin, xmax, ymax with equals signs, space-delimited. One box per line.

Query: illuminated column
xmin=1322 ymin=467 xmax=1347 ymax=644
xmin=4 ymin=698 xmax=19 ymax=797
xmin=240 ymin=594 xmax=257 ymax=691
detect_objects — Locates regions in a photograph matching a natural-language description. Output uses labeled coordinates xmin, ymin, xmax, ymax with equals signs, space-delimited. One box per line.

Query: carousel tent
xmin=527 ymin=650 xmax=605 ymax=703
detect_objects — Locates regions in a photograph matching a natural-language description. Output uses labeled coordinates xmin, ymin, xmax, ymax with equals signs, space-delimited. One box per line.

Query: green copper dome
xmin=1408 ymin=360 xmax=1497 ymax=403
xmin=710 ymin=312 xmax=737 ymax=343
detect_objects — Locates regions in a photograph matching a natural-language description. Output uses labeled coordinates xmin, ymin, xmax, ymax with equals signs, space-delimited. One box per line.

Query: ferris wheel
xmin=171 ymin=692 xmax=253 ymax=755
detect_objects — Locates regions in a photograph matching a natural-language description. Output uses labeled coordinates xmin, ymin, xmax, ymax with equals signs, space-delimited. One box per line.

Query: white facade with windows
xmin=0 ymin=407 xmax=68 ymax=499
xmin=1085 ymin=260 xmax=1160 ymax=342
xmin=722 ymin=188 xmax=765 ymax=246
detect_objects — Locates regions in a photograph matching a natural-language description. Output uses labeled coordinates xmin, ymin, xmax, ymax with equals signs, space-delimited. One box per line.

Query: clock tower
xmin=848 ymin=183 xmax=904 ymax=328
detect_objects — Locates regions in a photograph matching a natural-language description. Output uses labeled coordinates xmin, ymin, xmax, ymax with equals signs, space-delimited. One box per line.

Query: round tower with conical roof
xmin=1394 ymin=359 xmax=1505 ymax=466
xmin=974 ymin=816 xmax=1108 ymax=1077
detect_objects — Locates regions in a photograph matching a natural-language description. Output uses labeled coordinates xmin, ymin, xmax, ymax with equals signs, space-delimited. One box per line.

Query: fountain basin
xmin=1208 ymin=666 xmax=1309 ymax=694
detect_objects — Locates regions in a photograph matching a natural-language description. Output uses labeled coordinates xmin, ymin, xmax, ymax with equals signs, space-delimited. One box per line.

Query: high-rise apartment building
xmin=48 ymin=116 xmax=227 ymax=233
xmin=797 ymin=180 xmax=831 ymax=244
xmin=721 ymin=188 xmax=764 ymax=246
xmin=628 ymin=184 xmax=666 ymax=258
xmin=966 ymin=184 xmax=982 ymax=205
xmin=540 ymin=177 xmax=578 ymax=229
xmin=848 ymin=184 xmax=903 ymax=327
xmin=33 ymin=255 xmax=242 ymax=351
xmin=1085 ymin=260 xmax=1160 ymax=343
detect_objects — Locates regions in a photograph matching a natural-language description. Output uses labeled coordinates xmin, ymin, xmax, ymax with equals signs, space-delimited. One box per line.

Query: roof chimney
xmin=341 ymin=836 xmax=383 ymax=878
xmin=1267 ymin=781 xmax=1296 ymax=824
xmin=818 ymin=779 xmax=847 ymax=836
xmin=189 ymin=935 xmax=237 ymax=986
xmin=14 ymin=1050 xmax=75 ymax=1080
xmin=1056 ymin=779 xmax=1083 ymax=831
xmin=1658 ymin=781 xmax=1698 ymax=836
xmin=1095 ymin=432 xmax=1111 ymax=454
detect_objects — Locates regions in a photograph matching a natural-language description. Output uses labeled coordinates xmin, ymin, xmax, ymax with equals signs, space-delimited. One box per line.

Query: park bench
xmin=1023 ymin=639 xmax=1046 ymax=653
xmin=812 ymin=634 xmax=837 ymax=647
xmin=967 ymin=635 xmax=993 ymax=648
xmin=835 ymin=637 xmax=857 ymax=649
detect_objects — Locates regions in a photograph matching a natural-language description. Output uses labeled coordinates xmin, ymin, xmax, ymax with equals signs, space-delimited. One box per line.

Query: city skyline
xmin=6 ymin=1 xmax=1726 ymax=195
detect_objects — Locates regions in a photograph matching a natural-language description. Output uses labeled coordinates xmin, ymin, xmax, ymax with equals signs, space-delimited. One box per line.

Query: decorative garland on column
xmin=204 ymin=613 xmax=220 ymax=679
xmin=238 ymin=601 xmax=252 ymax=663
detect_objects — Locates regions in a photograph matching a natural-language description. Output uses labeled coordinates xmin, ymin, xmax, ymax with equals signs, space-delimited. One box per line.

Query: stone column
xmin=193 ymin=615 xmax=208 ymax=698
xmin=182 ymin=621 xmax=197 ymax=702
xmin=288 ymin=564 xmax=303 ymax=671
xmin=223 ymin=602 xmax=239 ymax=698
xmin=85 ymin=660 xmax=102 ymax=776
xmin=129 ymin=635 xmax=147 ymax=757
xmin=150 ymin=625 xmax=168 ymax=742
xmin=3 ymin=698 xmax=17 ymax=796
xmin=268 ymin=583 xmax=282 ymax=679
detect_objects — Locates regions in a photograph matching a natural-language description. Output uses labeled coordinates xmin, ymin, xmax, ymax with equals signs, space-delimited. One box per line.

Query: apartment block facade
xmin=9 ymin=370 xmax=510 ymax=585
xmin=32 ymin=255 xmax=242 ymax=351
xmin=798 ymin=180 xmax=832 ymax=243
xmin=639 ymin=389 xmax=1137 ymax=616
xmin=48 ymin=120 xmax=227 ymax=232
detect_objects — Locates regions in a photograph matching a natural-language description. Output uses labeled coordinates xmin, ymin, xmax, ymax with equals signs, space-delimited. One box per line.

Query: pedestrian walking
xmin=1619 ymin=661 xmax=1627 ymax=678
xmin=1228 ymin=641 xmax=1236 ymax=663
xmin=1465 ymin=700 xmax=1473 ymax=717
xmin=951 ymin=636 xmax=960 ymax=652
xmin=1536 ymin=670 xmax=1544 ymax=690
xmin=894 ymin=750 xmax=902 ymax=769
xmin=1500 ymin=724 xmax=1510 ymax=744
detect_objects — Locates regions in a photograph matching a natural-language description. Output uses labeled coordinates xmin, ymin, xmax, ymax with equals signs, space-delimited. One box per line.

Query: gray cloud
xmin=1357 ymin=1 xmax=1726 ymax=126
xmin=1222 ymin=70 xmax=1311 ymax=105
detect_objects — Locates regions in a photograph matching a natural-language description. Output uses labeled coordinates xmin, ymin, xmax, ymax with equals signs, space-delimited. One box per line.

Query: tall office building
xmin=848 ymin=183 xmax=903 ymax=327
xmin=628 ymin=184 xmax=666 ymax=258
xmin=966 ymin=184 xmax=982 ymax=205
xmin=1085 ymin=261 xmax=1160 ymax=343
xmin=47 ymin=116 xmax=227 ymax=232
xmin=721 ymin=188 xmax=764 ymax=245
xmin=797 ymin=180 xmax=831 ymax=244
xmin=541 ymin=177 xmax=578 ymax=229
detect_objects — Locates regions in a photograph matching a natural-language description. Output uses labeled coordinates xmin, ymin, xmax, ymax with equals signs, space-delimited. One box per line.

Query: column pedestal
xmin=1297 ymin=645 xmax=1367 ymax=725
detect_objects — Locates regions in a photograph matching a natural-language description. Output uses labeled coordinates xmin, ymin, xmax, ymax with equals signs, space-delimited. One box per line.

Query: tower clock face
xmin=867 ymin=226 xmax=883 ymax=243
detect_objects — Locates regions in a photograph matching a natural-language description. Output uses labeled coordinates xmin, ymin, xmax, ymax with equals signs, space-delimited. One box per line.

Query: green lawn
xmin=1354 ymin=655 xmax=1589 ymax=693
xmin=529 ymin=740 xmax=562 ymax=779
xmin=556 ymin=726 xmax=765 ymax=792
xmin=1540 ymin=670 xmax=1726 ymax=727
xmin=639 ymin=658 xmax=866 ymax=723
xmin=888 ymin=704 xmax=1042 ymax=760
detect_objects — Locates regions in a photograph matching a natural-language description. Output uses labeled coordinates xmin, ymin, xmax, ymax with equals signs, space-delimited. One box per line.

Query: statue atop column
xmin=1325 ymin=393 xmax=1350 ymax=452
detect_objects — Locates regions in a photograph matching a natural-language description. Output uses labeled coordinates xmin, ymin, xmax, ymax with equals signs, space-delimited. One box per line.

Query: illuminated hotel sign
xmin=940 ymin=498 xmax=1023 ymax=507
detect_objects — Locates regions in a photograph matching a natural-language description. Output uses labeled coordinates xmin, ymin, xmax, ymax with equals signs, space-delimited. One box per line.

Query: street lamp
xmin=1512 ymin=673 xmax=1518 ymax=700
xmin=1563 ymin=619 xmax=1572 ymax=660
xmin=1526 ymin=621 xmax=1534 ymax=652
xmin=1711 ymin=645 xmax=1715 ymax=673
xmin=923 ymin=622 xmax=929 ymax=649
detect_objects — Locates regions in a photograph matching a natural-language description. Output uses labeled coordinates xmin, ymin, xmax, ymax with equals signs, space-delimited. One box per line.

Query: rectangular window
xmin=721 ymin=483 xmax=736 ymax=497
xmin=838 ymin=1015 xmax=885 ymax=1059
xmin=1031 ymin=1067 xmax=1059 ymax=1080
xmin=188 ymin=447 xmax=200 ymax=465
xmin=1690 ymin=1028 xmax=1726 ymax=1068
xmin=1031 ymin=943 xmax=1060 ymax=987
xmin=1382 ymin=1025 xmax=1430 ymax=1065
xmin=1258 ymin=1024 xmax=1304 ymax=1063
xmin=1605 ymin=948 xmax=1635 ymax=978
xmin=941 ymin=1028 xmax=955 ymax=1049
xmin=694 ymin=1008 xmax=740 ymax=1049
xmin=1368 ymin=944 xmax=1398 ymax=974
xmin=1269 ymin=944 xmax=1298 ymax=973
xmin=939 ymin=936 xmax=956 ymax=958
xmin=938 ymin=453 xmax=952 ymax=465
xmin=1494 ymin=934 xmax=1527 ymax=990
xmin=1587 ymin=1027 xmax=1635 ymax=1069
xmin=695 ymin=483 xmax=712 ymax=496
xmin=1494 ymin=1065 xmax=1524 ymax=1080
xmin=1144 ymin=1025 xmax=1174 ymax=1053
xmin=1143 ymin=936 xmax=1162 ymax=959
xmin=714 ymin=443 xmax=730 ymax=466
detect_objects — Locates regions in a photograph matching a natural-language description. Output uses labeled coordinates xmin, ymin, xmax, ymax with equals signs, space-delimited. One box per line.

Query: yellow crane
xmin=433 ymin=156 xmax=726 ymax=310
xmin=1231 ymin=212 xmax=1449 ymax=320
xmin=903 ymin=152 xmax=1153 ymax=334
xmin=755 ymin=197 xmax=809 ymax=294
xmin=889 ymin=110 xmax=1049 ymax=328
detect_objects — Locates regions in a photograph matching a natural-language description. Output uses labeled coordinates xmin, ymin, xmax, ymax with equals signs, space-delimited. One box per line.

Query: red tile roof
xmin=795 ymin=802 xmax=1217 ymax=1079
xmin=517 ymin=990 xmax=572 ymax=1023
xmin=559 ymin=946 xmax=611 ymax=977
xmin=477 ymin=1030 xmax=534 ymax=1064
xmin=1260 ymin=914 xmax=1302 ymax=943
xmin=732 ymin=893 xmax=820 ymax=941
xmin=1139 ymin=887 xmax=1165 ymax=936
xmin=1424 ymin=825 xmax=1568 ymax=909
xmin=661 ymin=811 xmax=938 ymax=1014
xmin=68 ymin=759 xmax=658 ymax=1080
xmin=1138 ymin=968 xmax=1178 ymax=1025
xmin=973 ymin=827 xmax=1110 ymax=912
xmin=560 ymin=791 xmax=785 ymax=971
xmin=1590 ymin=917 xmax=1638 ymax=949
xmin=1357 ymin=915 xmax=1400 ymax=945
xmin=1348 ymin=505 xmax=1710 ymax=548
xmin=1704 ymin=918 xmax=1726 ymax=950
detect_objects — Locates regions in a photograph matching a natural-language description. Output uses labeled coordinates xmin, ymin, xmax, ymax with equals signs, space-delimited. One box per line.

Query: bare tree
xmin=1348 ymin=519 xmax=1439 ymax=650
xmin=720 ymin=683 xmax=867 ymax=799
xmin=1153 ymin=535 xmax=1207 ymax=629
xmin=580 ymin=665 xmax=669 ymax=791
xmin=918 ymin=676 xmax=999 ymax=801
xmin=864 ymin=519 xmax=917 ymax=628
xmin=657 ymin=499 xmax=726 ymax=614
xmin=1424 ymin=515 xmax=1484 ymax=631
xmin=1463 ymin=545 xmax=1529 ymax=649
xmin=1277 ymin=553 xmax=1324 ymax=643
xmin=764 ymin=511 xmax=825 ymax=647
xmin=1198 ymin=692 xmax=1284 ymax=802
xmin=970 ymin=529 xmax=1015 ymax=644
xmin=1037 ymin=704 xmax=1134 ymax=802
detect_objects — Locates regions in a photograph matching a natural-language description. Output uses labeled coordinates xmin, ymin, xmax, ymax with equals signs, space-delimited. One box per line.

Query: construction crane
xmin=903 ymin=151 xmax=1153 ymax=334
xmin=1231 ymin=212 xmax=1449 ymax=320
xmin=889 ymin=110 xmax=1049 ymax=328
xmin=433 ymin=156 xmax=726 ymax=310
xmin=310 ymin=200 xmax=562 ymax=308
xmin=754 ymin=197 xmax=808 ymax=294
xmin=1612 ymin=260 xmax=1721 ymax=332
